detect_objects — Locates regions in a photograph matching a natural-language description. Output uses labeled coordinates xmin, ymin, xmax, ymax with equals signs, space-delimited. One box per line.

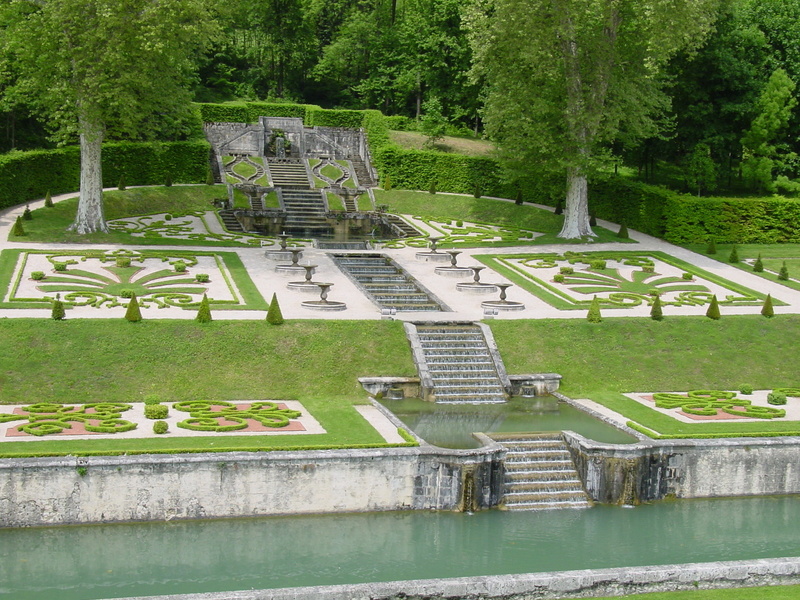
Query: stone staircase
xmin=281 ymin=189 xmax=331 ymax=237
xmin=218 ymin=210 xmax=244 ymax=233
xmin=351 ymin=158 xmax=376 ymax=187
xmin=411 ymin=324 xmax=508 ymax=404
xmin=490 ymin=433 xmax=591 ymax=510
xmin=332 ymin=254 xmax=444 ymax=312
xmin=387 ymin=214 xmax=420 ymax=237
xmin=267 ymin=159 xmax=311 ymax=188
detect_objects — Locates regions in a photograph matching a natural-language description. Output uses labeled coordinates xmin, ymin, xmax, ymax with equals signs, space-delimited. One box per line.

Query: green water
xmin=381 ymin=397 xmax=637 ymax=448
xmin=1 ymin=496 xmax=799 ymax=599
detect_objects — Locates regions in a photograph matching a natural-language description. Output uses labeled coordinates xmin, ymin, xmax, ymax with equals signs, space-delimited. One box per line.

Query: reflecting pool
xmin=1 ymin=496 xmax=798 ymax=599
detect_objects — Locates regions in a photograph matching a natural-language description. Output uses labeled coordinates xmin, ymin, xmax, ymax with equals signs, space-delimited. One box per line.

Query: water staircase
xmin=490 ymin=433 xmax=591 ymax=510
xmin=267 ymin=159 xmax=312 ymax=187
xmin=332 ymin=254 xmax=445 ymax=312
xmin=281 ymin=189 xmax=331 ymax=237
xmin=407 ymin=323 xmax=509 ymax=404
xmin=218 ymin=210 xmax=244 ymax=233
xmin=351 ymin=159 xmax=376 ymax=187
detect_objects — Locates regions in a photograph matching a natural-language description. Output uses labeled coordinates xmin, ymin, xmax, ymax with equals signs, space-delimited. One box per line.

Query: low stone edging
xmin=109 ymin=557 xmax=800 ymax=600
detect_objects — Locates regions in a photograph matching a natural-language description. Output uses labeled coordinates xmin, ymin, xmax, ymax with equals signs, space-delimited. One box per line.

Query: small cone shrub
xmin=617 ymin=223 xmax=629 ymax=239
xmin=383 ymin=174 xmax=392 ymax=190
xmin=589 ymin=214 xmax=597 ymax=227
xmin=650 ymin=295 xmax=663 ymax=321
xmin=11 ymin=216 xmax=25 ymax=236
xmin=125 ymin=294 xmax=142 ymax=322
xmin=23 ymin=205 xmax=32 ymax=220
xmin=206 ymin=170 xmax=215 ymax=185
xmin=706 ymin=295 xmax=721 ymax=320
xmin=706 ymin=239 xmax=716 ymax=254
xmin=429 ymin=179 xmax=437 ymax=194
xmin=587 ymin=296 xmax=602 ymax=323
xmin=473 ymin=183 xmax=482 ymax=198
xmin=554 ymin=201 xmax=563 ymax=215
xmin=118 ymin=175 xmax=126 ymax=191
xmin=164 ymin=174 xmax=173 ymax=187
xmin=778 ymin=262 xmax=789 ymax=281
xmin=515 ymin=190 xmax=522 ymax=205
xmin=51 ymin=294 xmax=65 ymax=320
xmin=753 ymin=254 xmax=764 ymax=272
xmin=761 ymin=294 xmax=774 ymax=318
xmin=44 ymin=190 xmax=54 ymax=208
xmin=195 ymin=294 xmax=212 ymax=323
xmin=728 ymin=245 xmax=739 ymax=263
xmin=267 ymin=293 xmax=284 ymax=325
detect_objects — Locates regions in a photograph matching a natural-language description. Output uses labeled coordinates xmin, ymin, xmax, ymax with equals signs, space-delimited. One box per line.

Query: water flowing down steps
xmin=281 ymin=189 xmax=330 ymax=237
xmin=266 ymin=159 xmax=312 ymax=188
xmin=489 ymin=433 xmax=592 ymax=510
xmin=333 ymin=254 xmax=446 ymax=312
xmin=406 ymin=322 xmax=511 ymax=404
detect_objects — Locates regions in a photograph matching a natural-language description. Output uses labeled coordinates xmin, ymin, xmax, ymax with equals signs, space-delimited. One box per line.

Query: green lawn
xmin=594 ymin=585 xmax=800 ymax=600
xmin=489 ymin=315 xmax=800 ymax=438
xmin=13 ymin=185 xmax=239 ymax=246
xmin=682 ymin=243 xmax=800 ymax=292
xmin=374 ymin=189 xmax=627 ymax=245
xmin=0 ymin=319 xmax=415 ymax=457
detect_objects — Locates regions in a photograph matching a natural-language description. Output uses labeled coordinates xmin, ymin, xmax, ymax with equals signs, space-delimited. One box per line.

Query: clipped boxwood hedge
xmin=0 ymin=141 xmax=210 ymax=211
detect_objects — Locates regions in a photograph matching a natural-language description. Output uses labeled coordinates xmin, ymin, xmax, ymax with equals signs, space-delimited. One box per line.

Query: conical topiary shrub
xmin=706 ymin=295 xmax=721 ymax=320
xmin=118 ymin=175 xmax=126 ymax=191
xmin=515 ymin=190 xmax=523 ymax=205
xmin=383 ymin=174 xmax=392 ymax=190
xmin=23 ymin=205 xmax=32 ymax=220
xmin=587 ymin=296 xmax=602 ymax=323
xmin=429 ymin=179 xmax=437 ymax=194
xmin=51 ymin=293 xmax=65 ymax=321
xmin=706 ymin=238 xmax=716 ymax=255
xmin=761 ymin=294 xmax=774 ymax=318
xmin=589 ymin=214 xmax=597 ymax=227
xmin=206 ymin=170 xmax=215 ymax=185
xmin=195 ymin=293 xmax=212 ymax=323
xmin=164 ymin=174 xmax=173 ymax=187
xmin=125 ymin=293 xmax=142 ymax=322
xmin=650 ymin=295 xmax=663 ymax=321
xmin=554 ymin=201 xmax=563 ymax=215
xmin=267 ymin=293 xmax=284 ymax=325
xmin=617 ymin=223 xmax=629 ymax=239
xmin=753 ymin=254 xmax=764 ymax=272
xmin=728 ymin=245 xmax=739 ymax=263
xmin=44 ymin=190 xmax=54 ymax=208
xmin=473 ymin=183 xmax=482 ymax=198
xmin=779 ymin=261 xmax=789 ymax=281
xmin=11 ymin=216 xmax=25 ymax=237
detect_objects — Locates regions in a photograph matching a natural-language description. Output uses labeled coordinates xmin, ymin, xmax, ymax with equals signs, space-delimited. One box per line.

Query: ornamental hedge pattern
xmin=173 ymin=400 xmax=301 ymax=432
xmin=0 ymin=403 xmax=136 ymax=436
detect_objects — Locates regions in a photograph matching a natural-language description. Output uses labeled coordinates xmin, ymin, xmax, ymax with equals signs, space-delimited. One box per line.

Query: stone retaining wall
xmin=0 ymin=445 xmax=504 ymax=527
xmin=107 ymin=557 xmax=800 ymax=600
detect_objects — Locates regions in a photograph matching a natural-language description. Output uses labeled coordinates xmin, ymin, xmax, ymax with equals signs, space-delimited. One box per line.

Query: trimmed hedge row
xmin=0 ymin=141 xmax=210 ymax=211
xmin=196 ymin=102 xmax=366 ymax=129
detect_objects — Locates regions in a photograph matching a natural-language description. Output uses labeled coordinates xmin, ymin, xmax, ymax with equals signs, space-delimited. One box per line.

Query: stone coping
xmin=107 ymin=557 xmax=800 ymax=600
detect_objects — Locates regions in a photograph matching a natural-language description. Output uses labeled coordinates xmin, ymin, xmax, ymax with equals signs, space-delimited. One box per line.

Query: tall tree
xmin=468 ymin=0 xmax=719 ymax=238
xmin=3 ymin=0 xmax=216 ymax=234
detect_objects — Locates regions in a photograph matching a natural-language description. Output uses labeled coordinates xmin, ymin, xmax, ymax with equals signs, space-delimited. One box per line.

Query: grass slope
xmin=594 ymin=585 xmax=800 ymax=600
xmin=0 ymin=319 xmax=415 ymax=456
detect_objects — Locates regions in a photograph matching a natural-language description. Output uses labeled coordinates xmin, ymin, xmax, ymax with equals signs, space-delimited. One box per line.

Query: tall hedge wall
xmin=0 ymin=141 xmax=210 ymax=211
xmin=195 ymin=102 xmax=369 ymax=129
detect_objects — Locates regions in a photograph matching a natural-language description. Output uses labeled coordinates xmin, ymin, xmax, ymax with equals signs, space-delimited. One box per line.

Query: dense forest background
xmin=1 ymin=0 xmax=799 ymax=196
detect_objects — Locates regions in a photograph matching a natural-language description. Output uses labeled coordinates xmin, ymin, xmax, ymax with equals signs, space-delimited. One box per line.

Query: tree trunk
xmin=68 ymin=117 xmax=108 ymax=234
xmin=557 ymin=168 xmax=594 ymax=238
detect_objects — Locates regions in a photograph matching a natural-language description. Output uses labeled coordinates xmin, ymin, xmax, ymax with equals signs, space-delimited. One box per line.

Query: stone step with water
xmin=407 ymin=323 xmax=509 ymax=404
xmin=332 ymin=253 xmax=445 ymax=312
xmin=490 ymin=433 xmax=591 ymax=511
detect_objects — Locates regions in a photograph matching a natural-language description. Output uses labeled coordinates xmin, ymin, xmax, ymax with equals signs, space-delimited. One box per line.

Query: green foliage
xmin=779 ymin=261 xmax=790 ymax=280
xmin=23 ymin=205 xmax=32 ymax=221
xmin=684 ymin=143 xmax=717 ymax=196
xmin=729 ymin=245 xmax=739 ymax=263
xmin=761 ymin=293 xmax=775 ymax=317
xmin=420 ymin=97 xmax=448 ymax=149
xmin=650 ymin=295 xmax=664 ymax=321
xmin=740 ymin=385 xmax=753 ymax=395
xmin=587 ymin=296 xmax=602 ymax=323
xmin=267 ymin=293 xmax=284 ymax=325
xmin=617 ymin=223 xmax=629 ymax=239
xmin=125 ymin=294 xmax=142 ymax=322
xmin=164 ymin=175 xmax=173 ymax=187
xmin=51 ymin=295 xmax=66 ymax=321
xmin=144 ymin=404 xmax=169 ymax=419
xmin=11 ymin=216 xmax=25 ymax=237
xmin=753 ymin=254 xmax=764 ymax=272
xmin=118 ymin=175 xmax=126 ymax=191
xmin=195 ymin=294 xmax=212 ymax=323
xmin=153 ymin=421 xmax=169 ymax=434
xmin=0 ymin=142 xmax=210 ymax=212
xmin=44 ymin=190 xmax=53 ymax=208
xmin=174 ymin=261 xmax=187 ymax=273
xmin=590 ymin=260 xmax=607 ymax=270
xmin=682 ymin=272 xmax=693 ymax=280
xmin=116 ymin=256 xmax=132 ymax=268
xmin=767 ymin=391 xmax=787 ymax=405
xmin=706 ymin=295 xmax=721 ymax=320
xmin=554 ymin=201 xmax=563 ymax=215
xmin=706 ymin=239 xmax=717 ymax=254
xmin=143 ymin=394 xmax=162 ymax=405
xmin=31 ymin=271 xmax=45 ymax=281
xmin=195 ymin=273 xmax=210 ymax=283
